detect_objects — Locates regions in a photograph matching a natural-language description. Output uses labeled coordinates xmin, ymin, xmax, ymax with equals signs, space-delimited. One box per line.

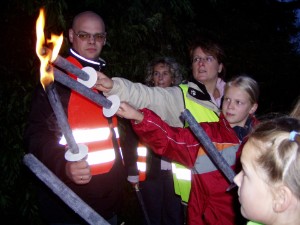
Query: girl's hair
xmin=290 ymin=96 xmax=300 ymax=119
xmin=248 ymin=117 xmax=300 ymax=199
xmin=225 ymin=75 xmax=259 ymax=104
xmin=144 ymin=57 xmax=183 ymax=87
xmin=189 ymin=38 xmax=226 ymax=79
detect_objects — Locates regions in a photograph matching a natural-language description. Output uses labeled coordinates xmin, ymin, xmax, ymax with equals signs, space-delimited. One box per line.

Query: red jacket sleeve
xmin=131 ymin=108 xmax=199 ymax=168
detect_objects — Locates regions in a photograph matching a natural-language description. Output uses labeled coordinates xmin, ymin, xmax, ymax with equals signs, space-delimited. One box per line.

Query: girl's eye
xmin=236 ymin=100 xmax=244 ymax=105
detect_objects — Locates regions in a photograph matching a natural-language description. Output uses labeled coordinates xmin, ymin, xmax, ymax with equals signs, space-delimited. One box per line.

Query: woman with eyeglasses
xmin=95 ymin=37 xmax=227 ymax=224
xmin=116 ymin=75 xmax=260 ymax=225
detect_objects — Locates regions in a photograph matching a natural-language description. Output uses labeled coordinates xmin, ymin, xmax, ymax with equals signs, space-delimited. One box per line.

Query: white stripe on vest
xmin=59 ymin=127 xmax=119 ymax=145
xmin=137 ymin=147 xmax=147 ymax=172
xmin=86 ymin=149 xmax=115 ymax=165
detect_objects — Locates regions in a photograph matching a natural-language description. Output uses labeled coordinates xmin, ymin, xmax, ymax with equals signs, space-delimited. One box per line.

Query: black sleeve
xmin=23 ymin=82 xmax=71 ymax=182
xmin=117 ymin=117 xmax=139 ymax=177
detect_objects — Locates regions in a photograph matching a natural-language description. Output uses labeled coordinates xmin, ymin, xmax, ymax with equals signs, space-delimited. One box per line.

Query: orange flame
xmin=36 ymin=8 xmax=63 ymax=88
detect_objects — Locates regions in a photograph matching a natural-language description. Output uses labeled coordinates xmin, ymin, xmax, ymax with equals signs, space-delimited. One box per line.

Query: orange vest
xmin=63 ymin=57 xmax=119 ymax=175
xmin=136 ymin=142 xmax=147 ymax=181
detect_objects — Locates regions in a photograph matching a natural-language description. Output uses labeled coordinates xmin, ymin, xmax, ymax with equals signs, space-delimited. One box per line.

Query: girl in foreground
xmin=117 ymin=75 xmax=259 ymax=225
xmin=234 ymin=116 xmax=300 ymax=225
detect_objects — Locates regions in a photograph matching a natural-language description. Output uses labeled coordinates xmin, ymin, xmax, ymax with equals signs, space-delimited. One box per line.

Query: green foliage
xmin=0 ymin=69 xmax=40 ymax=224
xmin=92 ymin=0 xmax=195 ymax=82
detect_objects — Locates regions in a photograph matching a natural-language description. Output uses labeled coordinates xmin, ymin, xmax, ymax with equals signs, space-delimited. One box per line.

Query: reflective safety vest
xmin=136 ymin=143 xmax=147 ymax=181
xmin=173 ymin=84 xmax=219 ymax=203
xmin=60 ymin=57 xmax=120 ymax=175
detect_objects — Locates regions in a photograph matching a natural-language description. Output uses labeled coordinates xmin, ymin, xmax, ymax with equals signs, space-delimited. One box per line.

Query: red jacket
xmin=131 ymin=108 xmax=258 ymax=225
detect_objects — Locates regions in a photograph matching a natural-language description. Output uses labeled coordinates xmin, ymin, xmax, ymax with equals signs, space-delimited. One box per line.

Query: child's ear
xmin=273 ymin=185 xmax=292 ymax=213
xmin=249 ymin=103 xmax=258 ymax=114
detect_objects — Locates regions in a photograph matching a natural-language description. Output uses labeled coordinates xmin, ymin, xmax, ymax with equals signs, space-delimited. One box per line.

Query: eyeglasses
xmin=192 ymin=56 xmax=215 ymax=64
xmin=74 ymin=32 xmax=106 ymax=42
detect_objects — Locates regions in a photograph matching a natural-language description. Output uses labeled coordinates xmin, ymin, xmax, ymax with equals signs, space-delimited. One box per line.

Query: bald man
xmin=25 ymin=11 xmax=128 ymax=225
xmin=69 ymin=11 xmax=106 ymax=60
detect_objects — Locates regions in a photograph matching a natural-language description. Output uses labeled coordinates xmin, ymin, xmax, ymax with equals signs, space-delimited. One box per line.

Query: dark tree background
xmin=0 ymin=0 xmax=299 ymax=224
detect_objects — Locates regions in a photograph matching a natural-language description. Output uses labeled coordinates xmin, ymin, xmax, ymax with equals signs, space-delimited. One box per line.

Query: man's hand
xmin=94 ymin=71 xmax=113 ymax=92
xmin=66 ymin=160 xmax=92 ymax=184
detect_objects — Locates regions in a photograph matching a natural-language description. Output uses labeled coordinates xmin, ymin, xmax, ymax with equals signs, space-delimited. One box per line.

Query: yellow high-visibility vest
xmin=172 ymin=84 xmax=219 ymax=203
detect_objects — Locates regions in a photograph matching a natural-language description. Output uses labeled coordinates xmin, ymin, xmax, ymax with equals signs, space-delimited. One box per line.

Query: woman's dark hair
xmin=189 ymin=37 xmax=226 ymax=79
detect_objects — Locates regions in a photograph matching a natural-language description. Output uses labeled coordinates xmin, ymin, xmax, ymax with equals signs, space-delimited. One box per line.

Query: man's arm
xmin=24 ymin=83 xmax=91 ymax=184
xmin=118 ymin=118 xmax=139 ymax=185
xmin=24 ymin=83 xmax=68 ymax=179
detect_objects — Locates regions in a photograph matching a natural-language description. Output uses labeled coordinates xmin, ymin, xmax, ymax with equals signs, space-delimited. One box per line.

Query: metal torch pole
xmin=134 ymin=184 xmax=151 ymax=225
xmin=181 ymin=109 xmax=236 ymax=188
xmin=23 ymin=153 xmax=110 ymax=225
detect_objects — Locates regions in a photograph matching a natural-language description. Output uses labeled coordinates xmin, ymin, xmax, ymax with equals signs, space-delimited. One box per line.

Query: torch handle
xmin=53 ymin=55 xmax=89 ymax=81
xmin=46 ymin=83 xmax=79 ymax=154
xmin=53 ymin=67 xmax=112 ymax=109
xmin=181 ymin=109 xmax=236 ymax=183
xmin=23 ymin=154 xmax=109 ymax=225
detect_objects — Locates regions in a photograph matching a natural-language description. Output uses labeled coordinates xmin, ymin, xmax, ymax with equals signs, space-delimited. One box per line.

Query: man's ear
xmin=69 ymin=29 xmax=74 ymax=43
xmin=273 ymin=185 xmax=292 ymax=213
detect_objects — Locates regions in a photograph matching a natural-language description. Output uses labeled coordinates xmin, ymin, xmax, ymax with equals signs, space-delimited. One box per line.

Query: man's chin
xmin=84 ymin=51 xmax=101 ymax=60
xmin=84 ymin=54 xmax=98 ymax=61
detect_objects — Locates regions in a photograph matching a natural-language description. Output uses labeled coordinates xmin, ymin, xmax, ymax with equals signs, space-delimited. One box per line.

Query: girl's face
xmin=222 ymin=86 xmax=257 ymax=127
xmin=234 ymin=141 xmax=274 ymax=224
xmin=152 ymin=63 xmax=174 ymax=88
xmin=191 ymin=47 xmax=223 ymax=85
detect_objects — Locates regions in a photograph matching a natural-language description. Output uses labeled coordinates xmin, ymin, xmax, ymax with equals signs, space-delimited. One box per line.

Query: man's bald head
xmin=69 ymin=11 xmax=106 ymax=60
xmin=72 ymin=11 xmax=105 ymax=31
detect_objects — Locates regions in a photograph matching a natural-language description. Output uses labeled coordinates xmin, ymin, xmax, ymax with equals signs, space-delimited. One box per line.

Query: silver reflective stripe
xmin=86 ymin=149 xmax=115 ymax=165
xmin=137 ymin=147 xmax=147 ymax=156
xmin=114 ymin=127 xmax=119 ymax=138
xmin=193 ymin=145 xmax=239 ymax=174
xmin=59 ymin=127 xmax=119 ymax=145
xmin=172 ymin=164 xmax=191 ymax=181
xmin=137 ymin=162 xmax=146 ymax=172
xmin=70 ymin=48 xmax=101 ymax=66
xmin=118 ymin=147 xmax=123 ymax=159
